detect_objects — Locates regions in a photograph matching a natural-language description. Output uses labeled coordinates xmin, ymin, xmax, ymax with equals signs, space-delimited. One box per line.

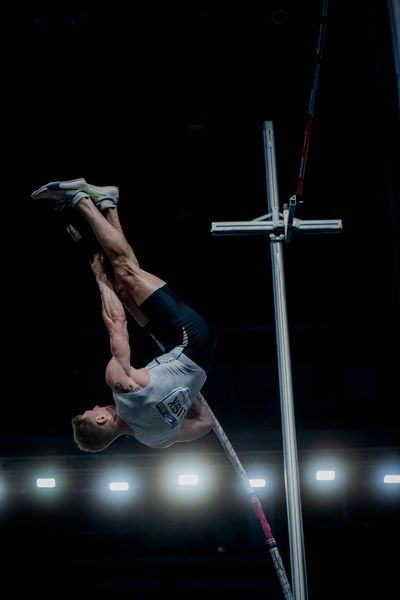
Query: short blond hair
xmin=71 ymin=414 xmax=116 ymax=452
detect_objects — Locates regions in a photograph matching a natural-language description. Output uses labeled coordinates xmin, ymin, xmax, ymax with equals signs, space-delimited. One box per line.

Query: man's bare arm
xmin=156 ymin=394 xmax=214 ymax=447
xmin=91 ymin=253 xmax=134 ymax=390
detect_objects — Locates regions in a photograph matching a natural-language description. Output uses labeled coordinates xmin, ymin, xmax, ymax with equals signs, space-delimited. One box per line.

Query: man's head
xmin=72 ymin=405 xmax=120 ymax=452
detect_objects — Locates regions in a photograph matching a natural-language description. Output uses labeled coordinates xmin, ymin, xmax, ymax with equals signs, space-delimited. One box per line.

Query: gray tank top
xmin=113 ymin=346 xmax=207 ymax=447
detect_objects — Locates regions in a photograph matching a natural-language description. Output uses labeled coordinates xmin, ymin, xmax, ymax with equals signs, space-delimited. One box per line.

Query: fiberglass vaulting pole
xmin=387 ymin=0 xmax=400 ymax=113
xmin=211 ymin=121 xmax=342 ymax=599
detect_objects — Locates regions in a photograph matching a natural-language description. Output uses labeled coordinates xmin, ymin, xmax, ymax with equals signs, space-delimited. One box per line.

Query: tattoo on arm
xmin=114 ymin=382 xmax=141 ymax=393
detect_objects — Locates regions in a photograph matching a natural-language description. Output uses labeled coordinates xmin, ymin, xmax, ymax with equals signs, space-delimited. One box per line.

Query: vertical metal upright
xmin=211 ymin=121 xmax=342 ymax=599
xmin=263 ymin=122 xmax=308 ymax=599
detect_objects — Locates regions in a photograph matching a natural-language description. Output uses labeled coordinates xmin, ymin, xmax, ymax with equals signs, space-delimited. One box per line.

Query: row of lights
xmin=31 ymin=469 xmax=399 ymax=491
xmin=2 ymin=456 xmax=399 ymax=504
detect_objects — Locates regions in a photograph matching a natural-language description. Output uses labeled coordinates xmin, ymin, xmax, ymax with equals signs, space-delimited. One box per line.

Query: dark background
xmin=1 ymin=2 xmax=399 ymax=598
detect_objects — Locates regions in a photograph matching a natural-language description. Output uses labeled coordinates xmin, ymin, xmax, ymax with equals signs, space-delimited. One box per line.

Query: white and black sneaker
xmin=31 ymin=178 xmax=89 ymax=211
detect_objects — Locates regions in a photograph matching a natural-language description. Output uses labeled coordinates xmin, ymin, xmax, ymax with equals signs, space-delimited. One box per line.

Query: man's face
xmin=82 ymin=405 xmax=116 ymax=423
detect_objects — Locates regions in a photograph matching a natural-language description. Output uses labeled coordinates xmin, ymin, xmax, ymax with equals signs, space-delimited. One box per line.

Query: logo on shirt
xmin=156 ymin=387 xmax=192 ymax=428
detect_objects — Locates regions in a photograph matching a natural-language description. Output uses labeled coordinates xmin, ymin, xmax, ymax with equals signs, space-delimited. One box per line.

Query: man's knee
xmin=113 ymin=260 xmax=141 ymax=294
xmin=113 ymin=256 xmax=141 ymax=278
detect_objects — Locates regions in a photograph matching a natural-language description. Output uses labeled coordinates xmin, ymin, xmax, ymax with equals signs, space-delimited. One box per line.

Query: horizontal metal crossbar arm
xmin=211 ymin=217 xmax=342 ymax=236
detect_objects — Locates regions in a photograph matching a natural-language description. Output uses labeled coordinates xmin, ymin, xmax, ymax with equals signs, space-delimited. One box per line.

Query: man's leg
xmin=87 ymin=204 xmax=214 ymax=365
xmin=102 ymin=206 xmax=125 ymax=237
xmin=75 ymin=198 xmax=166 ymax=322
xmin=101 ymin=207 xmax=152 ymax=327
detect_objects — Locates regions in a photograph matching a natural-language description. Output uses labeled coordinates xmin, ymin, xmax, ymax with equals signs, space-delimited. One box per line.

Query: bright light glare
xmin=383 ymin=474 xmax=400 ymax=484
xmin=316 ymin=470 xmax=335 ymax=481
xmin=178 ymin=474 xmax=199 ymax=486
xmin=249 ymin=478 xmax=266 ymax=488
xmin=109 ymin=482 xmax=129 ymax=491
xmin=161 ymin=458 xmax=214 ymax=501
xmin=36 ymin=478 xmax=56 ymax=488
xmin=96 ymin=471 xmax=137 ymax=503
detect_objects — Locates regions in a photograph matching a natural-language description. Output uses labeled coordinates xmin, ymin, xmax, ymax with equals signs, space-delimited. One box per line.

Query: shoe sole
xmin=31 ymin=178 xmax=88 ymax=200
xmin=87 ymin=184 xmax=119 ymax=200
xmin=31 ymin=179 xmax=89 ymax=210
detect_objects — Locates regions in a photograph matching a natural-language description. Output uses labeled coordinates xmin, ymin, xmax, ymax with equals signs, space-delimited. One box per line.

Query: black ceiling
xmin=1 ymin=4 xmax=399 ymax=596
xmin=4 ymin=0 xmax=398 ymax=452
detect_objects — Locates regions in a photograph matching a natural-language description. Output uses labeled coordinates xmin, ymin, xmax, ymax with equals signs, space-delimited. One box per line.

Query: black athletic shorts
xmin=141 ymin=284 xmax=216 ymax=372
